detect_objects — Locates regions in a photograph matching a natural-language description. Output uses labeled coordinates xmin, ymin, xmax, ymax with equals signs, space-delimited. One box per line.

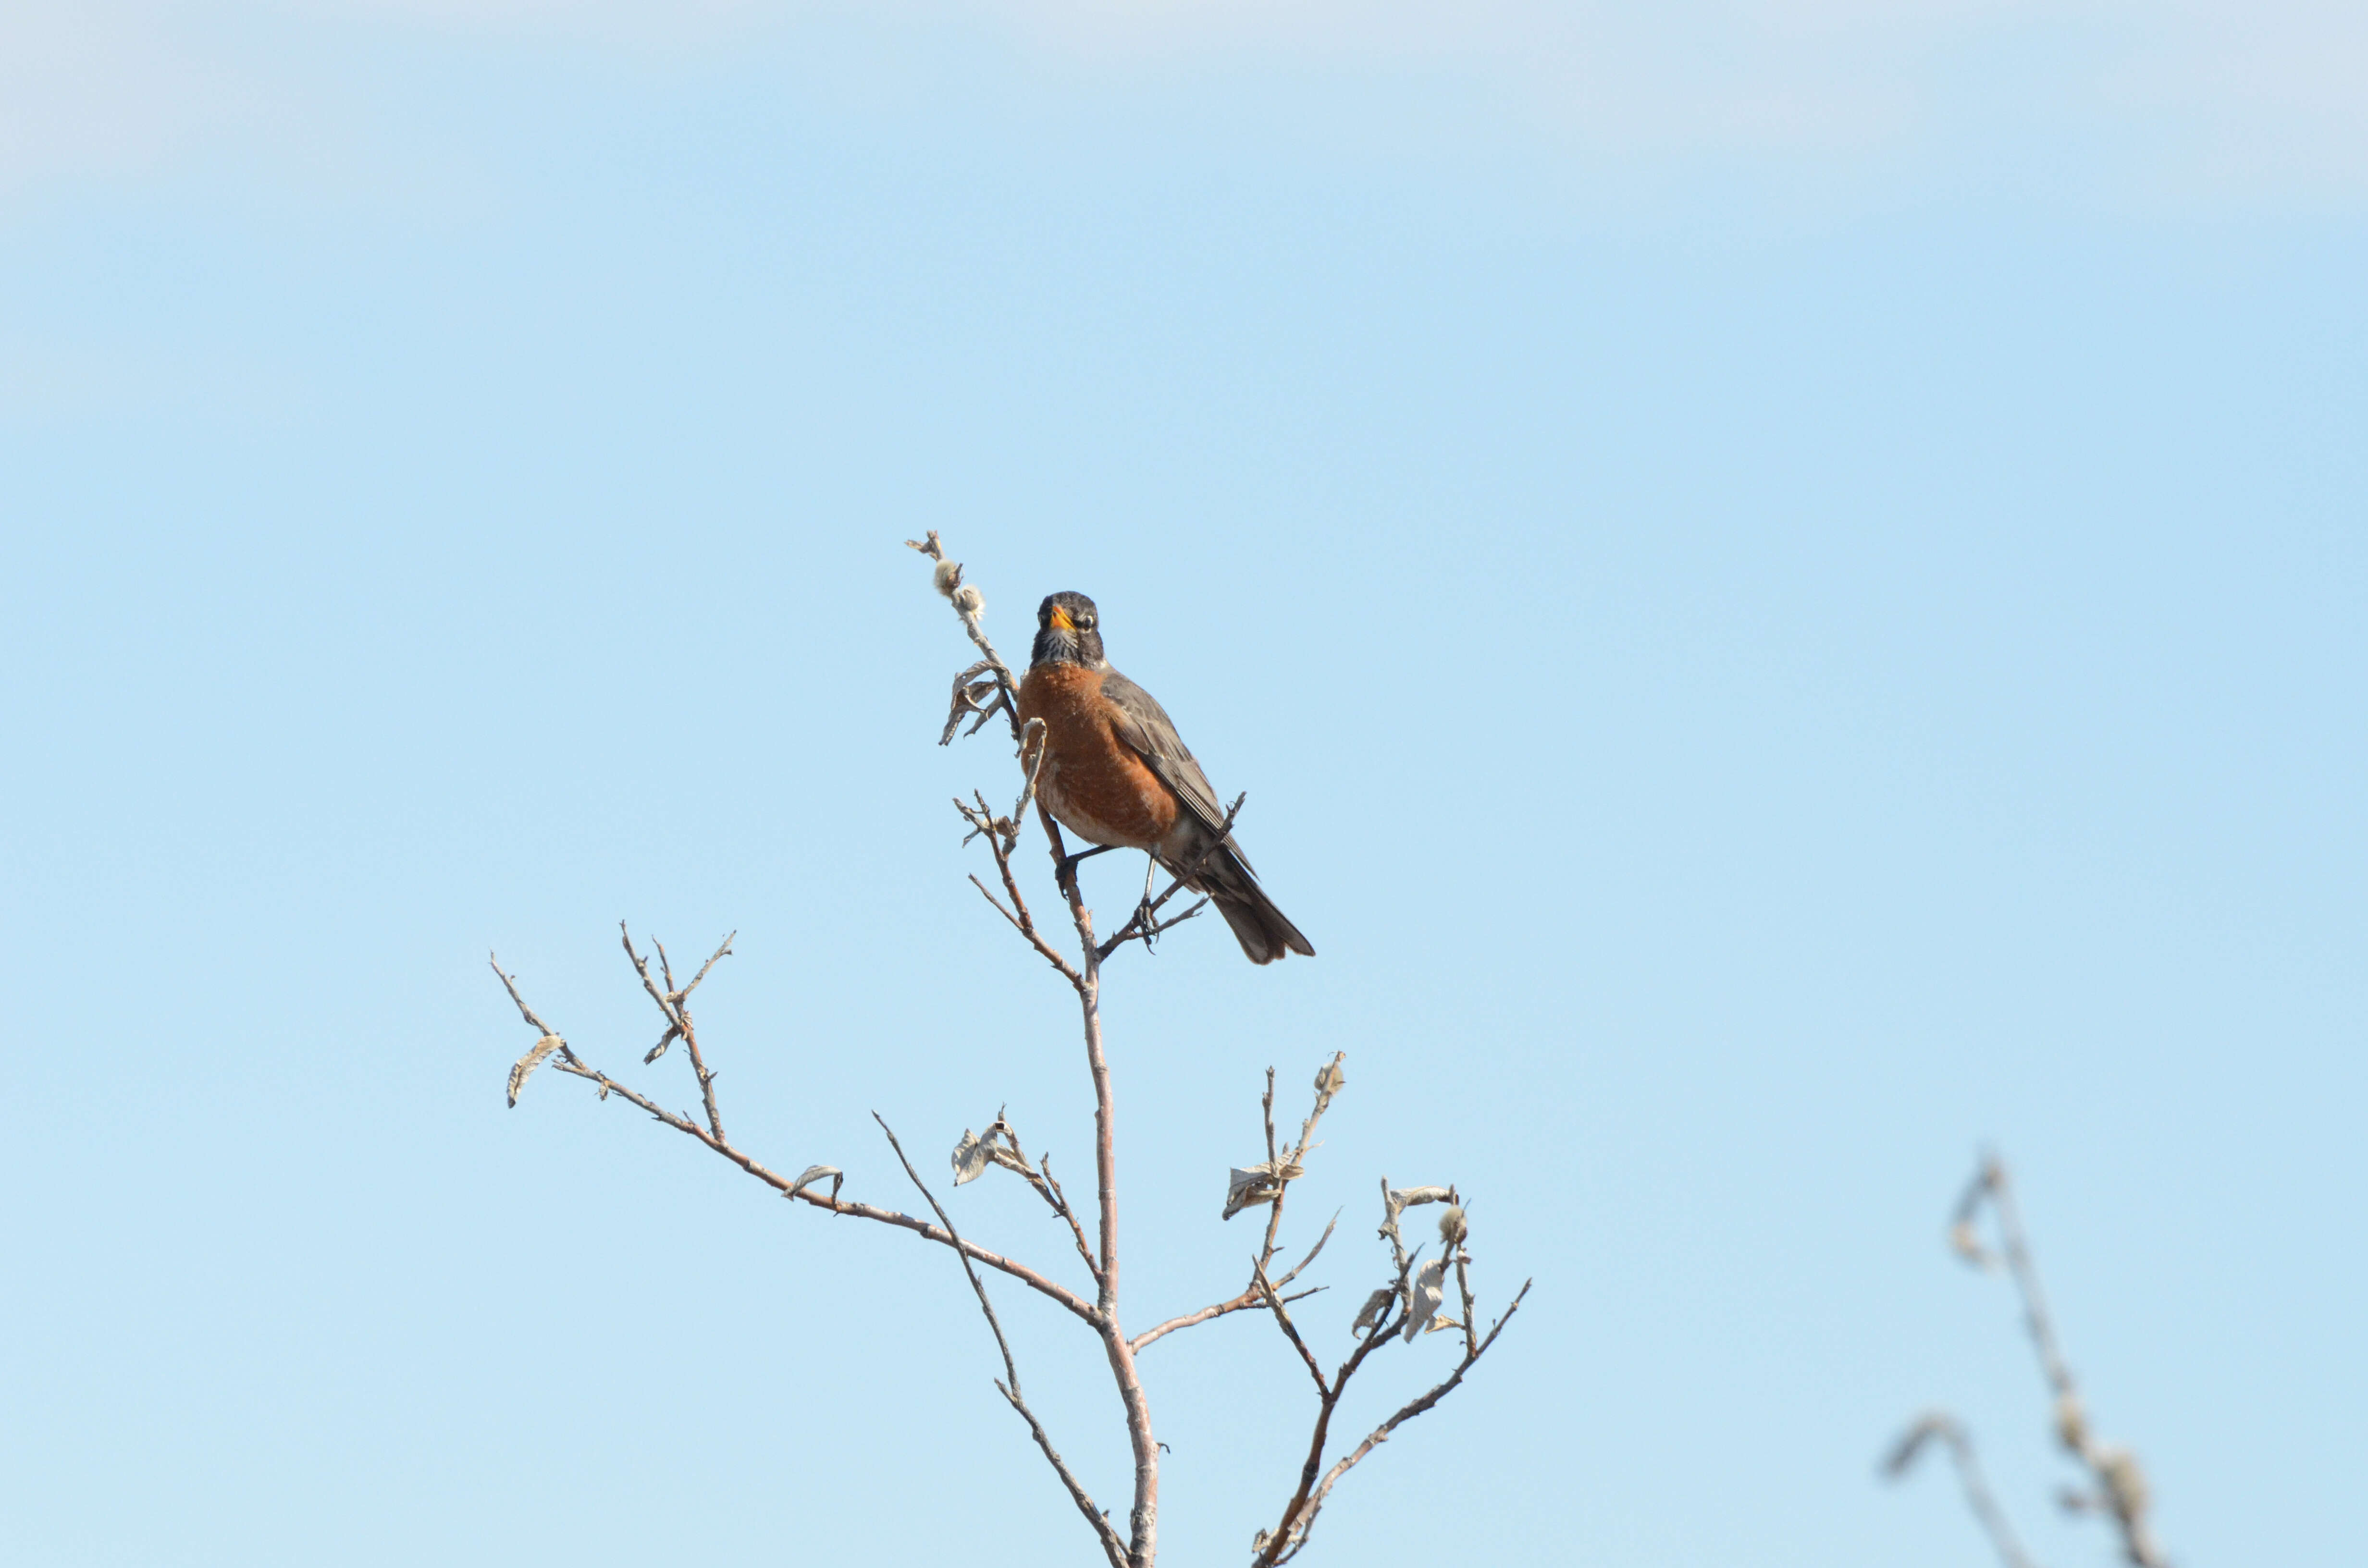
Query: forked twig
xmin=1264 ymin=1279 xmax=1533 ymax=1566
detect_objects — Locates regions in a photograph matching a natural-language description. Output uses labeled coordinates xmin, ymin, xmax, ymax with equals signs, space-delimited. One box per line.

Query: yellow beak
xmin=1049 ymin=604 xmax=1074 ymax=632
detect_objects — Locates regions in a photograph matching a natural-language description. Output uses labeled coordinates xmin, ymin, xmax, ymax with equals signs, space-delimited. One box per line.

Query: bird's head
xmin=1032 ymin=591 xmax=1107 ymax=669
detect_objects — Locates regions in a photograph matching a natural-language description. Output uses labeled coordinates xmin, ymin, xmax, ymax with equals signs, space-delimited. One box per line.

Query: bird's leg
xmin=1134 ymin=853 xmax=1161 ymax=945
xmin=1055 ymin=843 xmax=1118 ymax=881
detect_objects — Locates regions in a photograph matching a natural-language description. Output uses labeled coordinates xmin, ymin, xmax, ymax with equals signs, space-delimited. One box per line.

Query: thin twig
xmin=998 ymin=1377 xmax=1131 ymax=1568
xmin=876 ymin=1111 xmax=1129 ymax=1568
xmin=1037 ymin=1154 xmax=1101 ymax=1284
xmin=960 ymin=791 xmax=1084 ymax=987
xmin=1127 ymin=1283 xmax=1327 ymax=1355
xmin=1126 ymin=1209 xmax=1336 ymax=1358
xmin=494 ymin=960 xmax=1099 ymax=1328
xmin=988 ymin=1124 xmax=1101 ymax=1285
xmin=492 ymin=957 xmax=559 ymax=1037
xmin=1252 ymin=1256 xmax=1329 ymax=1396
xmin=876 ymin=1112 xmax=1021 ymax=1391
xmin=1883 ymin=1414 xmax=2040 ymax=1568
xmin=1249 ymin=1248 xmax=1420 ymax=1568
xmin=620 ymin=923 xmax=731 ymax=1142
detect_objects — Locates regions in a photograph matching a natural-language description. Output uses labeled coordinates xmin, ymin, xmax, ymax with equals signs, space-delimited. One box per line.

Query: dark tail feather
xmin=1193 ymin=844 xmax=1314 ymax=966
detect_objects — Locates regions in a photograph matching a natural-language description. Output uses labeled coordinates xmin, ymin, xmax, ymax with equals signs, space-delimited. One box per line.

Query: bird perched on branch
xmin=1017 ymin=591 xmax=1314 ymax=965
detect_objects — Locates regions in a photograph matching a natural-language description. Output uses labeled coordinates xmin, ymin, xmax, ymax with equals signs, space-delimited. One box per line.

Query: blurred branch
xmin=1890 ymin=1153 xmax=2165 ymax=1568
xmin=1883 ymin=1414 xmax=2038 ymax=1568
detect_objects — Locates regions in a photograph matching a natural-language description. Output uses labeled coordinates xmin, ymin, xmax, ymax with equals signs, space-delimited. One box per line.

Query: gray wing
xmin=1099 ymin=669 xmax=1235 ymax=841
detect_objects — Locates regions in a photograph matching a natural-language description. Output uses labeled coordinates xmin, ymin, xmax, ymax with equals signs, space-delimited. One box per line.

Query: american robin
xmin=1017 ymin=591 xmax=1314 ymax=965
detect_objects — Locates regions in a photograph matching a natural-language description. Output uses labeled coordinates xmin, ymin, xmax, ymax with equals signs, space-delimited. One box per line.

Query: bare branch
xmin=1129 ymin=1207 xmax=1336 ymax=1357
xmin=679 ymin=932 xmax=735 ymax=1001
xmin=980 ymin=1120 xmax=1102 ymax=1286
xmin=489 ymin=953 xmax=559 ymax=1037
xmin=1261 ymin=1055 xmax=1344 ymax=1270
xmin=493 ymin=960 xmax=1100 ymax=1328
xmin=1252 ymin=1256 xmax=1329 ymax=1397
xmin=966 ymin=874 xmax=1083 ymax=982
xmin=960 ymin=791 xmax=1085 ymax=987
xmin=1127 ymin=1283 xmax=1327 ymax=1356
xmin=1264 ymin=1279 xmax=1534 ymax=1567
xmin=1139 ymin=1055 xmax=1351 ymax=1363
xmin=619 ymin=923 xmax=732 ymax=1142
xmin=1249 ymin=1248 xmax=1418 ymax=1568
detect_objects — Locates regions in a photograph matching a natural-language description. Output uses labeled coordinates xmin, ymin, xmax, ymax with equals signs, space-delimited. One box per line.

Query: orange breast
xmin=1017 ymin=663 xmax=1180 ymax=852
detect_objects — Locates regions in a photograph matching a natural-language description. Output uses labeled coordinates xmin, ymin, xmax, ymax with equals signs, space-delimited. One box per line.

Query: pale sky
xmin=2 ymin=5 xmax=2361 ymax=1568
xmin=7 ymin=0 xmax=2367 ymax=200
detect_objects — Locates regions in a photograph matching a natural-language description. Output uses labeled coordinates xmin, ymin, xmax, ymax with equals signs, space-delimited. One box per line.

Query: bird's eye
xmin=1077 ymin=616 xmax=1095 ymax=630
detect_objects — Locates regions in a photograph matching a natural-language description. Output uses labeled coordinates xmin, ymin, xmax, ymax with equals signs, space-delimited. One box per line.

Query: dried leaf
xmin=787 ymin=1164 xmax=843 ymax=1203
xmin=1438 ymin=1205 xmax=1468 ymax=1246
xmin=1401 ymin=1258 xmax=1449 ymax=1343
xmin=1311 ymin=1056 xmax=1346 ymax=1112
xmin=506 ymin=1034 xmax=563 ymax=1108
xmin=1385 ymin=1185 xmax=1452 ymax=1224
xmin=1350 ymin=1287 xmax=1395 ymax=1338
xmin=644 ymin=1026 xmax=680 ymax=1066
xmin=952 ymin=1129 xmax=991 ymax=1186
xmin=1224 ymin=1167 xmax=1279 ymax=1220
xmin=1222 ymin=1156 xmax=1307 ymax=1220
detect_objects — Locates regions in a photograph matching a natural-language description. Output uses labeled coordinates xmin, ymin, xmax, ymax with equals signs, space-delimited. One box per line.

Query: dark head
xmin=1032 ymin=591 xmax=1107 ymax=669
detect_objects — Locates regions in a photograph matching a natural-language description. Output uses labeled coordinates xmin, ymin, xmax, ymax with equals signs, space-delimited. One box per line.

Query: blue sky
xmin=2 ymin=5 xmax=2361 ymax=1566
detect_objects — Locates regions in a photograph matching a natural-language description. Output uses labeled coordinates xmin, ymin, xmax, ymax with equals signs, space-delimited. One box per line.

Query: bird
xmin=1015 ymin=590 xmax=1314 ymax=965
